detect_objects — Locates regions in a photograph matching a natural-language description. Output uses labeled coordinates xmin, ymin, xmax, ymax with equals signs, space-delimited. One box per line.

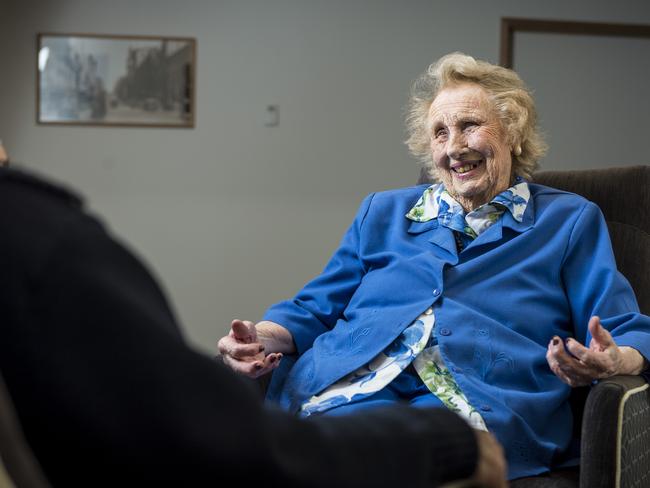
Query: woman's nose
xmin=446 ymin=130 xmax=468 ymax=160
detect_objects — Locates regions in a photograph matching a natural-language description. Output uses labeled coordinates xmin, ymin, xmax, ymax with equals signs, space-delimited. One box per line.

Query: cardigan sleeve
xmin=267 ymin=404 xmax=479 ymax=488
xmin=263 ymin=193 xmax=374 ymax=354
xmin=560 ymin=201 xmax=650 ymax=360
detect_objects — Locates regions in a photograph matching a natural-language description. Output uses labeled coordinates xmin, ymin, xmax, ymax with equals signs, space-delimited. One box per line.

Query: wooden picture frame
xmin=500 ymin=18 xmax=650 ymax=68
xmin=37 ymin=33 xmax=196 ymax=128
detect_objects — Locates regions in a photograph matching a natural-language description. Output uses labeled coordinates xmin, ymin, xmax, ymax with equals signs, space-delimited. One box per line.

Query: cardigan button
xmin=480 ymin=405 xmax=492 ymax=412
xmin=439 ymin=328 xmax=451 ymax=336
xmin=432 ymin=288 xmax=441 ymax=297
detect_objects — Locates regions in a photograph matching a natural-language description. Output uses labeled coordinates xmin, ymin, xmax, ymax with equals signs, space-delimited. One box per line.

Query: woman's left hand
xmin=546 ymin=316 xmax=647 ymax=387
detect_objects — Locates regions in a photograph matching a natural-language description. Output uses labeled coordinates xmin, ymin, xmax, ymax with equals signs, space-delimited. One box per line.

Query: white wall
xmin=514 ymin=32 xmax=650 ymax=169
xmin=1 ymin=0 xmax=649 ymax=352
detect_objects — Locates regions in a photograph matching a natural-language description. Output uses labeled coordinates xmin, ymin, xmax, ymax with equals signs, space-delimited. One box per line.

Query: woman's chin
xmin=450 ymin=178 xmax=486 ymax=197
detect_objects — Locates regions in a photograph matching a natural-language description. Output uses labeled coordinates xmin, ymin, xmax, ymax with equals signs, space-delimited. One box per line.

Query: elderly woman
xmin=218 ymin=53 xmax=650 ymax=481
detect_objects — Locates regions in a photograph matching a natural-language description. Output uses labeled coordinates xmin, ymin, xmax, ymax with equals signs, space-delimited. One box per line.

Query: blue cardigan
xmin=263 ymin=183 xmax=650 ymax=479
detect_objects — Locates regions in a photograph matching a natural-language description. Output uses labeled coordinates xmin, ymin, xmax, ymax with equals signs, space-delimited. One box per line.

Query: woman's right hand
xmin=217 ymin=319 xmax=293 ymax=378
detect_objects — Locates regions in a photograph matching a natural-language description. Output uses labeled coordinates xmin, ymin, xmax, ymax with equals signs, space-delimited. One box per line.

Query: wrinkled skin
xmin=217 ymin=319 xmax=292 ymax=378
xmin=428 ymin=83 xmax=514 ymax=212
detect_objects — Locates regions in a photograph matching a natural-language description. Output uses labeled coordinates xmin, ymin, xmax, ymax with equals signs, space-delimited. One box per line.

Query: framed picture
xmin=37 ymin=33 xmax=196 ymax=128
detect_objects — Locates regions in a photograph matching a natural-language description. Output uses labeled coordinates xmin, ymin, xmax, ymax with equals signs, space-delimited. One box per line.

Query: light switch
xmin=265 ymin=105 xmax=279 ymax=127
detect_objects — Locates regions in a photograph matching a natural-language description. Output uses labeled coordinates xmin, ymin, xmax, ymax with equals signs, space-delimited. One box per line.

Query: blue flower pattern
xmin=300 ymin=315 xmax=434 ymax=416
xmin=407 ymin=177 xmax=530 ymax=239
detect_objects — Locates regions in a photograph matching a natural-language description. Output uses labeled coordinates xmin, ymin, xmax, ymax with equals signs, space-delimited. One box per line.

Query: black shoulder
xmin=0 ymin=167 xmax=83 ymax=209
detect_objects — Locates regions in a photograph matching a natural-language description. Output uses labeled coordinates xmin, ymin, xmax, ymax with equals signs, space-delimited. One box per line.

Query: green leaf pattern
xmin=405 ymin=186 xmax=440 ymax=222
xmin=413 ymin=346 xmax=487 ymax=430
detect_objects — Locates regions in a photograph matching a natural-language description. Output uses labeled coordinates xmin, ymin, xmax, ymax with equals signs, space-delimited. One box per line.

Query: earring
xmin=513 ymin=145 xmax=522 ymax=156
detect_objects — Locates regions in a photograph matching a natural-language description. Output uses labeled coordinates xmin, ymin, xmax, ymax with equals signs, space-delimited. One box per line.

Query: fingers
xmin=221 ymin=352 xmax=283 ymax=378
xmin=253 ymin=353 xmax=283 ymax=378
xmin=563 ymin=338 xmax=590 ymax=363
xmin=217 ymin=319 xmax=285 ymax=378
xmin=546 ymin=339 xmax=573 ymax=386
xmin=563 ymin=338 xmax=607 ymax=370
xmin=217 ymin=337 xmax=265 ymax=359
xmin=263 ymin=352 xmax=283 ymax=368
xmin=221 ymin=354 xmax=264 ymax=377
xmin=546 ymin=317 xmax=621 ymax=387
xmin=231 ymin=319 xmax=257 ymax=343
xmin=588 ymin=316 xmax=614 ymax=351
xmin=546 ymin=337 xmax=593 ymax=387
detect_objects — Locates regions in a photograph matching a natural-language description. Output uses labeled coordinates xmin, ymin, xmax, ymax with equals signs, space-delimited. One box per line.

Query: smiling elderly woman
xmin=218 ymin=53 xmax=650 ymax=483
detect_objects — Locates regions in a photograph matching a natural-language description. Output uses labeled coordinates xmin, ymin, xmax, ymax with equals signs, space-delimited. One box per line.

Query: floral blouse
xmin=300 ymin=179 xmax=531 ymax=429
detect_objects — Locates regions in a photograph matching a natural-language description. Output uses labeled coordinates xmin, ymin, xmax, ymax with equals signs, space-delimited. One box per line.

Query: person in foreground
xmin=218 ymin=53 xmax=650 ymax=483
xmin=0 ymin=166 xmax=506 ymax=487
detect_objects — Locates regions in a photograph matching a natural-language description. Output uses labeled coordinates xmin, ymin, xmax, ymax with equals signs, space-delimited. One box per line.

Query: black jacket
xmin=0 ymin=167 xmax=477 ymax=487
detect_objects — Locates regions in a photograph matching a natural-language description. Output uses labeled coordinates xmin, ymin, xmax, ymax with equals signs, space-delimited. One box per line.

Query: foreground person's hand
xmin=471 ymin=430 xmax=508 ymax=488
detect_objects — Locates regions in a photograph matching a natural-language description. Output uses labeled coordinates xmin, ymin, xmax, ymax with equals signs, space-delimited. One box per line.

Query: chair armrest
xmin=580 ymin=375 xmax=650 ymax=488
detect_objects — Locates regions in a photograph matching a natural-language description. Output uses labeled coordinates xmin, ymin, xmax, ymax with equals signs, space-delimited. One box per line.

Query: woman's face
xmin=428 ymin=83 xmax=513 ymax=211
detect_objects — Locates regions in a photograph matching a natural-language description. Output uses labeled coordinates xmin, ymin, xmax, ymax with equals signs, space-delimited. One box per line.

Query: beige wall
xmin=1 ymin=0 xmax=649 ymax=351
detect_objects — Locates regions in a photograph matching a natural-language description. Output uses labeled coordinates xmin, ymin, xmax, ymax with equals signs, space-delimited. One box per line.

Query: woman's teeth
xmin=454 ymin=162 xmax=480 ymax=174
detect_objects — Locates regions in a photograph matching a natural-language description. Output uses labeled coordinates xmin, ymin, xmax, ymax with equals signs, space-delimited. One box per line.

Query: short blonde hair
xmin=405 ymin=52 xmax=547 ymax=180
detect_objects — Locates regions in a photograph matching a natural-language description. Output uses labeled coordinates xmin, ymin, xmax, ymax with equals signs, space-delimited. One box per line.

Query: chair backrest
xmin=533 ymin=165 xmax=649 ymax=315
xmin=0 ymin=373 xmax=51 ymax=488
xmin=418 ymin=165 xmax=650 ymax=314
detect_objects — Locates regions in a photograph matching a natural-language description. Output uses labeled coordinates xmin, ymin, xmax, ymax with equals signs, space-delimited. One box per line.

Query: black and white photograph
xmin=37 ymin=33 xmax=196 ymax=127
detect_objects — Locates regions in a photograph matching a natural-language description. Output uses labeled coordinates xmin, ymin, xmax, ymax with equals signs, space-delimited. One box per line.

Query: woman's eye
xmin=434 ymin=128 xmax=447 ymax=138
xmin=463 ymin=121 xmax=478 ymax=130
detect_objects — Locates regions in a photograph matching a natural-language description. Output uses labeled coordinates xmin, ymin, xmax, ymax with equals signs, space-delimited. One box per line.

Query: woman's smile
xmin=451 ymin=159 xmax=484 ymax=176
